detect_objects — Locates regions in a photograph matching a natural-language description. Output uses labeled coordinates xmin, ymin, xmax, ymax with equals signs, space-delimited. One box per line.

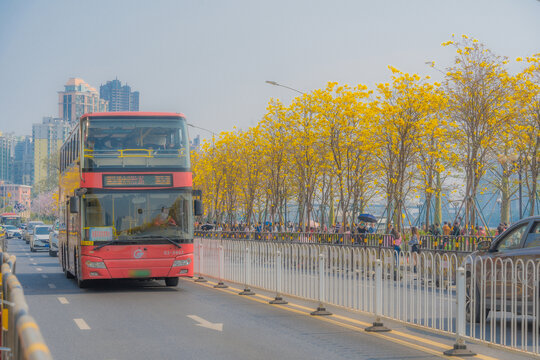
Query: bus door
xmin=65 ymin=199 xmax=72 ymax=270
xmin=66 ymin=196 xmax=80 ymax=271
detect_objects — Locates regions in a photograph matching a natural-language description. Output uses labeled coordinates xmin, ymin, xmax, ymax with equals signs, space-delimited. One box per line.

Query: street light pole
xmin=265 ymin=80 xmax=305 ymax=95
xmin=518 ymin=158 xmax=523 ymax=219
xmin=266 ymin=80 xmax=305 ymax=229
xmin=187 ymin=123 xmax=216 ymax=137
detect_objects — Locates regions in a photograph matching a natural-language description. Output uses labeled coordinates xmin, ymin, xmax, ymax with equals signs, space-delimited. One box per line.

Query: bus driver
xmin=153 ymin=207 xmax=176 ymax=226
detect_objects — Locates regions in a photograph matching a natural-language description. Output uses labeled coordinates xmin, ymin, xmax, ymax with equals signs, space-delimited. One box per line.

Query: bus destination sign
xmin=103 ymin=174 xmax=173 ymax=187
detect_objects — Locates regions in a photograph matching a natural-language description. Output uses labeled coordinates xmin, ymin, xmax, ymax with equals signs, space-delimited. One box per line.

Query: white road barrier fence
xmin=195 ymin=237 xmax=539 ymax=357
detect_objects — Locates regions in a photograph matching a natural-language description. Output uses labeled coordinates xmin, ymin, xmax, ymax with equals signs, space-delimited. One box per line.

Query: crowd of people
xmin=196 ymin=217 xmax=504 ymax=238
xmin=195 ymin=215 xmax=505 ymax=254
xmin=195 ymin=221 xmax=379 ymax=234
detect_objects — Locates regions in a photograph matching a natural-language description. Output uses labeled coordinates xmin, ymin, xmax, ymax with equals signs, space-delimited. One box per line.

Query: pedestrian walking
xmin=409 ymin=227 xmax=420 ymax=273
xmin=357 ymin=222 xmax=367 ymax=245
xmin=391 ymin=228 xmax=402 ymax=280
xmin=391 ymin=228 xmax=402 ymax=259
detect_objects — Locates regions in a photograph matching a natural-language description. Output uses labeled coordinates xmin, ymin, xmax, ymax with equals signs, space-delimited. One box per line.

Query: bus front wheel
xmin=165 ymin=277 xmax=179 ymax=287
xmin=77 ymin=276 xmax=88 ymax=289
xmin=75 ymin=255 xmax=88 ymax=288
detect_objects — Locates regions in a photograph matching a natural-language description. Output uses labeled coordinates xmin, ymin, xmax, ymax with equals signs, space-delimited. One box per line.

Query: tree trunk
xmin=500 ymin=169 xmax=511 ymax=224
xmin=434 ymin=173 xmax=442 ymax=227
xmin=425 ymin=194 xmax=432 ymax=230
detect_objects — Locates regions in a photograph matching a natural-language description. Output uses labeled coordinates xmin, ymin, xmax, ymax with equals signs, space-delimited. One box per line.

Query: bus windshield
xmin=83 ymin=190 xmax=193 ymax=243
xmin=83 ymin=117 xmax=190 ymax=170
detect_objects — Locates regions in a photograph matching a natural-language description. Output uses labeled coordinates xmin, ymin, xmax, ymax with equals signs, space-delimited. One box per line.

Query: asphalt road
xmin=7 ymin=237 xmax=451 ymax=360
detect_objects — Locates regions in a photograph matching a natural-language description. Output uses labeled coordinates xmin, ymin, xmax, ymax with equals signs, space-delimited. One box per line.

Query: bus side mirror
xmin=194 ymin=199 xmax=203 ymax=216
xmin=69 ymin=197 xmax=79 ymax=214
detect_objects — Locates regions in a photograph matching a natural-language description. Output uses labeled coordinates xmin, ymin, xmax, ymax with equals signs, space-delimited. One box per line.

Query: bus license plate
xmin=129 ymin=269 xmax=151 ymax=278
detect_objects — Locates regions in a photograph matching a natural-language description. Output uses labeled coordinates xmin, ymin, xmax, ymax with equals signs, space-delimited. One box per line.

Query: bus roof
xmin=81 ymin=112 xmax=186 ymax=119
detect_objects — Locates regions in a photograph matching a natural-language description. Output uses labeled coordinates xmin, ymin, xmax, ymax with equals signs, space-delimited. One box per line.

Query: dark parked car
xmin=465 ymin=216 xmax=540 ymax=322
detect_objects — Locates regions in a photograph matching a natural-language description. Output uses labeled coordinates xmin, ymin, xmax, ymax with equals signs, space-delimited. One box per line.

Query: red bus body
xmin=58 ymin=112 xmax=195 ymax=287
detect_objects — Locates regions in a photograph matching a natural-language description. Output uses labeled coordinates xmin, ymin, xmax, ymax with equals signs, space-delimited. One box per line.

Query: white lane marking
xmin=36 ymin=268 xmax=43 ymax=272
xmin=48 ymin=283 xmax=56 ymax=289
xmin=74 ymin=318 xmax=90 ymax=330
xmin=58 ymin=297 xmax=69 ymax=304
xmin=187 ymin=315 xmax=223 ymax=332
xmin=29 ymin=258 xmax=34 ymax=261
xmin=32 ymin=262 xmax=37 ymax=265
xmin=42 ymin=274 xmax=48 ymax=279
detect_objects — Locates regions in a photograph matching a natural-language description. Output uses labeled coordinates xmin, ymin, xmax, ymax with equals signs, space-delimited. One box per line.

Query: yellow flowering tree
xmin=314 ymin=82 xmax=374 ymax=228
xmin=442 ymin=35 xmax=515 ymax=230
xmin=373 ymin=67 xmax=442 ymax=231
xmin=515 ymin=54 xmax=540 ymax=216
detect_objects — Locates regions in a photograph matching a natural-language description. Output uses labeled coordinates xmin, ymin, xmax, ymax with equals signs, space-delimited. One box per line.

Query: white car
xmin=30 ymin=225 xmax=52 ymax=252
xmin=3 ymin=225 xmax=22 ymax=238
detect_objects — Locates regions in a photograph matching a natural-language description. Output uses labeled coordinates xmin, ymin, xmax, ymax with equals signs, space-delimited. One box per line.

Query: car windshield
xmin=4 ymin=225 xmax=16 ymax=230
xmin=35 ymin=227 xmax=51 ymax=235
xmin=83 ymin=190 xmax=193 ymax=242
xmin=83 ymin=117 xmax=190 ymax=170
xmin=29 ymin=222 xmax=44 ymax=230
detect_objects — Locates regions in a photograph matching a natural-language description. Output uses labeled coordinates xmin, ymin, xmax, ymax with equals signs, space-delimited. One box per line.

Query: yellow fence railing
xmin=1 ymin=236 xmax=53 ymax=360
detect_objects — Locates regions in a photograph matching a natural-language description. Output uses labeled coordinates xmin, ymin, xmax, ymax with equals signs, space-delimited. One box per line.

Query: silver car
xmin=30 ymin=225 xmax=52 ymax=252
xmin=25 ymin=221 xmax=44 ymax=244
xmin=49 ymin=229 xmax=59 ymax=257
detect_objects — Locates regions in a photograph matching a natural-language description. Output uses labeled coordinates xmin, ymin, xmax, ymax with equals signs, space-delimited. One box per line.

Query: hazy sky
xmin=1 ymin=0 xmax=539 ymax=140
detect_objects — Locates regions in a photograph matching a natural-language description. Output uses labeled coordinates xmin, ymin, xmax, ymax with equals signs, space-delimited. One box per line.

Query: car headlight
xmin=172 ymin=258 xmax=191 ymax=267
xmin=86 ymin=260 xmax=107 ymax=269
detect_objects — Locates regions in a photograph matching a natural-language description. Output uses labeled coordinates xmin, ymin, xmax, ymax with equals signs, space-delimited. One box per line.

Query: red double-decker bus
xmin=58 ymin=112 xmax=201 ymax=288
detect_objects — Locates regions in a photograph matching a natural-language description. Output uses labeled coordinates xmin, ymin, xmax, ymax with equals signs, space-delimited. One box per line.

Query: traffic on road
xmin=5 ymin=234 xmax=534 ymax=360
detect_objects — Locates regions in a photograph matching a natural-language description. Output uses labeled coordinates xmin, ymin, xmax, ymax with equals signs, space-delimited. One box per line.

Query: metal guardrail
xmin=465 ymin=255 xmax=539 ymax=354
xmin=0 ymin=237 xmax=53 ymax=360
xmin=194 ymin=230 xmax=494 ymax=253
xmin=194 ymin=236 xmax=539 ymax=357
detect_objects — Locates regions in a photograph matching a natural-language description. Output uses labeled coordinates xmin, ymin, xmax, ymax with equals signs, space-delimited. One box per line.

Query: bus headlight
xmin=172 ymin=259 xmax=191 ymax=267
xmin=86 ymin=260 xmax=106 ymax=269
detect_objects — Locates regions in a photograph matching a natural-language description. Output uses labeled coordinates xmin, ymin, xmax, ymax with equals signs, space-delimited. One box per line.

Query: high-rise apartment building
xmin=100 ymin=79 xmax=140 ymax=111
xmin=13 ymin=135 xmax=33 ymax=185
xmin=0 ymin=133 xmax=34 ymax=186
xmin=32 ymin=117 xmax=71 ymax=186
xmin=58 ymin=78 xmax=108 ymax=124
xmin=190 ymin=135 xmax=201 ymax=152
xmin=0 ymin=132 xmax=15 ymax=183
